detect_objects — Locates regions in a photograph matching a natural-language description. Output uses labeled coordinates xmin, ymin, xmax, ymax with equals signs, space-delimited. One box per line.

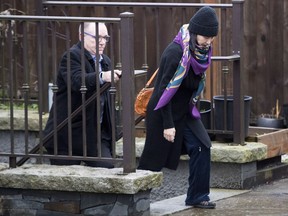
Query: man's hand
xmin=163 ymin=128 xmax=176 ymax=143
xmin=102 ymin=70 xmax=122 ymax=83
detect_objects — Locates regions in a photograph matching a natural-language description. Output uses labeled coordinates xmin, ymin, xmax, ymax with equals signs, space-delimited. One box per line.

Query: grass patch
xmin=0 ymin=102 xmax=38 ymax=110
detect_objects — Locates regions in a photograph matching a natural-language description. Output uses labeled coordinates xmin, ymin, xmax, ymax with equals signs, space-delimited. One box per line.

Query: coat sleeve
xmin=60 ymin=49 xmax=102 ymax=92
xmin=154 ymin=43 xmax=182 ymax=129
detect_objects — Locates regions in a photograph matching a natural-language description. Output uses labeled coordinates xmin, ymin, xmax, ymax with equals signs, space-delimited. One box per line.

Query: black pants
xmin=183 ymin=124 xmax=211 ymax=205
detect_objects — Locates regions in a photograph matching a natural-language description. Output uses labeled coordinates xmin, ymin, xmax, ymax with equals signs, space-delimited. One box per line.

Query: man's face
xmin=81 ymin=23 xmax=109 ymax=55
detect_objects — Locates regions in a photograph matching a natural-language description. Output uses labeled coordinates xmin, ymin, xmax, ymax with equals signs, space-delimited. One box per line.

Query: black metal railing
xmin=42 ymin=0 xmax=246 ymax=140
xmin=0 ymin=1 xmax=245 ymax=171
xmin=0 ymin=13 xmax=136 ymax=172
xmin=40 ymin=1 xmax=245 ymax=141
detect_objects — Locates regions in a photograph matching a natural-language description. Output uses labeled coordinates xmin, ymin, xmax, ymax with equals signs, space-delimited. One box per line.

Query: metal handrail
xmin=0 ymin=15 xmax=120 ymax=22
xmin=211 ymin=55 xmax=240 ymax=61
xmin=43 ymin=1 xmax=233 ymax=8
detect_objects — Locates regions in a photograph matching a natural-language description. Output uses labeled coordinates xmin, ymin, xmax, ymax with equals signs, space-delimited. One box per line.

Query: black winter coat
xmin=44 ymin=42 xmax=113 ymax=156
xmin=138 ymin=42 xmax=211 ymax=171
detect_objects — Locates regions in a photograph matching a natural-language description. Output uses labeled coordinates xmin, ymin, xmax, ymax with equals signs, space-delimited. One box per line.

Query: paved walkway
xmin=151 ymin=178 xmax=288 ymax=216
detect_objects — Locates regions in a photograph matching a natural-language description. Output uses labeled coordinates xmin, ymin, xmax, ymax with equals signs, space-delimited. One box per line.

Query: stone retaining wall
xmin=0 ymin=188 xmax=150 ymax=216
xmin=0 ymin=164 xmax=162 ymax=216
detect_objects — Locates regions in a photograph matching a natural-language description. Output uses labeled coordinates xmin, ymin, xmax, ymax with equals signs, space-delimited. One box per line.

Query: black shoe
xmin=193 ymin=201 xmax=216 ymax=209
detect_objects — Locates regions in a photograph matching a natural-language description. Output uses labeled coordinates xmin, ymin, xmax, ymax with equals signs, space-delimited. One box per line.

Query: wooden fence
xmin=1 ymin=0 xmax=288 ymax=120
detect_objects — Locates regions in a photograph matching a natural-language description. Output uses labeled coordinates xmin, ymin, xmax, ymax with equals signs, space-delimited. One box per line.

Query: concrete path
xmin=151 ymin=188 xmax=250 ymax=216
xmin=151 ymin=178 xmax=288 ymax=216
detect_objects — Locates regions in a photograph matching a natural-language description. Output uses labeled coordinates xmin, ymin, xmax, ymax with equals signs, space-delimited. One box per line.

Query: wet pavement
xmin=151 ymin=177 xmax=288 ymax=216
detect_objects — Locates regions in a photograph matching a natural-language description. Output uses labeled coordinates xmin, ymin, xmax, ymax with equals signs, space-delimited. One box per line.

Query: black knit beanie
xmin=188 ymin=6 xmax=219 ymax=37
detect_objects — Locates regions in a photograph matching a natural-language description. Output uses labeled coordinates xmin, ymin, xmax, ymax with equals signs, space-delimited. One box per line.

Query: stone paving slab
xmin=150 ymin=188 xmax=250 ymax=216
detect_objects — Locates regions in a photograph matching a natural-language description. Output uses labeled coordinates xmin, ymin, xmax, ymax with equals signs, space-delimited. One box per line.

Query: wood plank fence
xmin=1 ymin=0 xmax=288 ymax=121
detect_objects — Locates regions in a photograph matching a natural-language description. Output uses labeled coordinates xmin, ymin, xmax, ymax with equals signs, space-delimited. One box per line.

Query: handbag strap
xmin=145 ymin=68 xmax=158 ymax=88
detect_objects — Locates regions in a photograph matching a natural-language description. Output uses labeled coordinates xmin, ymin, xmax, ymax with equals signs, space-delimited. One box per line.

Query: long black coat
xmin=138 ymin=42 xmax=211 ymax=171
xmin=44 ymin=42 xmax=113 ymax=156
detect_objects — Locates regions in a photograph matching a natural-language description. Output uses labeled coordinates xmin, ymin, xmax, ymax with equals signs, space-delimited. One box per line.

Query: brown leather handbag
xmin=134 ymin=69 xmax=158 ymax=116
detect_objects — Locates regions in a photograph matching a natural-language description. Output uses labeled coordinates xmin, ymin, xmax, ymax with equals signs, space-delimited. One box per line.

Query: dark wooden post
xmin=232 ymin=0 xmax=245 ymax=145
xmin=120 ymin=12 xmax=136 ymax=173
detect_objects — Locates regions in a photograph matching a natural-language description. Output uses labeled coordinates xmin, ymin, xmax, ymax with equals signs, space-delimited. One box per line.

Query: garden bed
xmin=247 ymin=127 xmax=288 ymax=158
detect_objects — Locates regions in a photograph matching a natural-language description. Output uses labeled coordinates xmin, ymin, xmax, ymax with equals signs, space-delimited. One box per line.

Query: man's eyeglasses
xmin=84 ymin=32 xmax=110 ymax=42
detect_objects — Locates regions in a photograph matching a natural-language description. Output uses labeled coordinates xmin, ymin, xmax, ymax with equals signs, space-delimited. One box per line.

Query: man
xmin=44 ymin=22 xmax=121 ymax=168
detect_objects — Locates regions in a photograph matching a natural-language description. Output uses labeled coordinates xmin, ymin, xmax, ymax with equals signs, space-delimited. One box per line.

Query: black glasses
xmin=84 ymin=32 xmax=110 ymax=42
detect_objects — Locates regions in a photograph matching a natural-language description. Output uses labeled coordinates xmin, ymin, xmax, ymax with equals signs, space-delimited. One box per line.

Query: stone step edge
xmin=0 ymin=164 xmax=163 ymax=194
xmin=116 ymin=138 xmax=268 ymax=164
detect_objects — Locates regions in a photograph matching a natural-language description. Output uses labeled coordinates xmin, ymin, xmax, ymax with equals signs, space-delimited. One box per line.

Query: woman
xmin=138 ymin=6 xmax=218 ymax=209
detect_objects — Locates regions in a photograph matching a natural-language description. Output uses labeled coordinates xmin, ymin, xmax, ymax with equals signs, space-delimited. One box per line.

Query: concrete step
xmin=150 ymin=188 xmax=250 ymax=216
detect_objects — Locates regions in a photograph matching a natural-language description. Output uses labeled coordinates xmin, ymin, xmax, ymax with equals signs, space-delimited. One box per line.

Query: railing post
xmin=232 ymin=0 xmax=245 ymax=145
xmin=8 ymin=21 xmax=16 ymax=168
xmin=36 ymin=0 xmax=49 ymax=114
xmin=120 ymin=12 xmax=136 ymax=173
xmin=141 ymin=8 xmax=148 ymax=71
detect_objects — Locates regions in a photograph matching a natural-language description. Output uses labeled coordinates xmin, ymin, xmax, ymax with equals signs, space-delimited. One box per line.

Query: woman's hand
xmin=102 ymin=70 xmax=122 ymax=83
xmin=163 ymin=128 xmax=176 ymax=143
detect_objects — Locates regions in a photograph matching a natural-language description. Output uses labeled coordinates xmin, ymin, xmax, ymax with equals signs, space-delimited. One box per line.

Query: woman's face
xmin=196 ymin=35 xmax=215 ymax=49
